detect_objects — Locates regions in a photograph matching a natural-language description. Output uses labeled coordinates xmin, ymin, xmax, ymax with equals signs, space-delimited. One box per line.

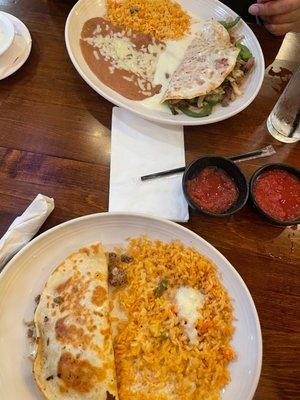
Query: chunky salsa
xmin=253 ymin=169 xmax=300 ymax=221
xmin=187 ymin=166 xmax=239 ymax=213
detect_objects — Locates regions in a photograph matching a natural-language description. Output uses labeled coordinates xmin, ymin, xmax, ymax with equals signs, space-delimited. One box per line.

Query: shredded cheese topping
xmin=85 ymin=32 xmax=164 ymax=84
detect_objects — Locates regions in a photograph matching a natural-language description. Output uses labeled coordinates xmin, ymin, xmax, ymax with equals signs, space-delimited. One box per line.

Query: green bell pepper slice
xmin=178 ymin=103 xmax=213 ymax=118
xmin=205 ymin=93 xmax=223 ymax=106
xmin=166 ymin=101 xmax=178 ymax=115
xmin=236 ymin=42 xmax=252 ymax=61
xmin=219 ymin=16 xmax=240 ymax=30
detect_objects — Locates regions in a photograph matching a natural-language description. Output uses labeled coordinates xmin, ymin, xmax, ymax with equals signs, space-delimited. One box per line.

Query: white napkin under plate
xmin=0 ymin=194 xmax=54 ymax=270
xmin=109 ymin=107 xmax=189 ymax=222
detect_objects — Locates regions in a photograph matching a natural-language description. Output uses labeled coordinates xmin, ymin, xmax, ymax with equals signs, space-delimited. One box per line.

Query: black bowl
xmin=182 ymin=156 xmax=249 ymax=217
xmin=250 ymin=163 xmax=300 ymax=226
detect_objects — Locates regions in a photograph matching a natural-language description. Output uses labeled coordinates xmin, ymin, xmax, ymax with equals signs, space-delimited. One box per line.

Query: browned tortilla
xmin=80 ymin=17 xmax=163 ymax=100
xmin=161 ymin=21 xmax=240 ymax=102
xmin=33 ymin=244 xmax=119 ymax=400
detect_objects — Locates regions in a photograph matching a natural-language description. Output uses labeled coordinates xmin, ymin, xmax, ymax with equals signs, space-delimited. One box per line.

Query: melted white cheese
xmin=139 ymin=19 xmax=205 ymax=110
xmin=28 ymin=341 xmax=37 ymax=360
xmin=175 ymin=286 xmax=205 ymax=344
xmin=109 ymin=287 xmax=128 ymax=340
xmin=0 ymin=28 xmax=3 ymax=44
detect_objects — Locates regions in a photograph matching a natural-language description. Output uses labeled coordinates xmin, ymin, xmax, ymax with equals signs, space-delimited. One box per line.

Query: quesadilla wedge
xmin=162 ymin=19 xmax=254 ymax=117
xmin=33 ymin=244 xmax=118 ymax=400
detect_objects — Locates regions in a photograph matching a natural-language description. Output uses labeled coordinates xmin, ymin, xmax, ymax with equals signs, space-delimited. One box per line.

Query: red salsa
xmin=186 ymin=166 xmax=239 ymax=213
xmin=253 ymin=169 xmax=300 ymax=221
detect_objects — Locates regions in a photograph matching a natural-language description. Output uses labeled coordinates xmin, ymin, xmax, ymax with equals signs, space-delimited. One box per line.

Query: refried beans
xmin=80 ymin=17 xmax=165 ymax=100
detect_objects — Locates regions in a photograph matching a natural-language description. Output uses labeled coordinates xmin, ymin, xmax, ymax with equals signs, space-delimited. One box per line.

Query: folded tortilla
xmin=33 ymin=244 xmax=118 ymax=400
xmin=161 ymin=21 xmax=240 ymax=101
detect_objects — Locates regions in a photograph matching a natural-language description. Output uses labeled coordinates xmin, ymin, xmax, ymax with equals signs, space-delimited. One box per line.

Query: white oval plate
xmin=0 ymin=212 xmax=262 ymax=400
xmin=0 ymin=12 xmax=14 ymax=56
xmin=65 ymin=0 xmax=265 ymax=126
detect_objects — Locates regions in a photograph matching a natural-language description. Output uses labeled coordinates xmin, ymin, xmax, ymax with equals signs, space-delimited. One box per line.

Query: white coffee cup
xmin=0 ymin=13 xmax=15 ymax=56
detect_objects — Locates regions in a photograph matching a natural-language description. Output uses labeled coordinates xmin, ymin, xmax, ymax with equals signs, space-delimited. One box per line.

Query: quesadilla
xmin=162 ymin=21 xmax=239 ymax=101
xmin=162 ymin=19 xmax=254 ymax=117
xmin=33 ymin=244 xmax=118 ymax=400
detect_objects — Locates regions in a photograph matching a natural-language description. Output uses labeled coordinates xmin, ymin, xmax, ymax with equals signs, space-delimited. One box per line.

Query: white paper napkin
xmin=0 ymin=194 xmax=54 ymax=269
xmin=109 ymin=107 xmax=189 ymax=222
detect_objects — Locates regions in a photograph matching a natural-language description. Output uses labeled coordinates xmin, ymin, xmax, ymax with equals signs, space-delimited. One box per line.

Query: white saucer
xmin=0 ymin=12 xmax=31 ymax=80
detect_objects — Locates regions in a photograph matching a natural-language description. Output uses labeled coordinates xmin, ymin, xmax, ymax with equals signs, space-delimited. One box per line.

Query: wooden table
xmin=0 ymin=1 xmax=299 ymax=398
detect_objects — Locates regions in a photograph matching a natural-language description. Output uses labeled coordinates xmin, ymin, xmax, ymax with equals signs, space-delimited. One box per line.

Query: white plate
xmin=0 ymin=12 xmax=14 ymax=56
xmin=0 ymin=212 xmax=262 ymax=400
xmin=65 ymin=0 xmax=265 ymax=126
xmin=0 ymin=12 xmax=32 ymax=80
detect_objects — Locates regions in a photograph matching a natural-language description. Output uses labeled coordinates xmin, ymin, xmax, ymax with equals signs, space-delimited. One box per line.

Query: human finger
xmin=264 ymin=22 xmax=295 ymax=34
xmin=262 ymin=8 xmax=300 ymax=23
xmin=249 ymin=0 xmax=298 ymax=17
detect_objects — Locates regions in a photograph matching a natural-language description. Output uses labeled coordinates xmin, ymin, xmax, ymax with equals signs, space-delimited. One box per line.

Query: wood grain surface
xmin=0 ymin=1 xmax=299 ymax=399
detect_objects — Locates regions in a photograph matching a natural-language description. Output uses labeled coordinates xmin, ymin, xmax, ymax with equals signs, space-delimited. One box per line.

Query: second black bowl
xmin=182 ymin=156 xmax=249 ymax=217
xmin=249 ymin=163 xmax=300 ymax=226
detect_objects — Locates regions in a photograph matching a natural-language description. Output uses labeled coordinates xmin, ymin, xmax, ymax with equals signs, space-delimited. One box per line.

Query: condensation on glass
xmin=267 ymin=66 xmax=300 ymax=143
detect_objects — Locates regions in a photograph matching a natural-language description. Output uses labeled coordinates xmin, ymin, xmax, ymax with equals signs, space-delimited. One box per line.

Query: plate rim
xmin=64 ymin=0 xmax=265 ymax=126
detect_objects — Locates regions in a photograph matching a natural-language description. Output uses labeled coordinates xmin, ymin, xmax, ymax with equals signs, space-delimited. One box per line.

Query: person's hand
xmin=249 ymin=0 xmax=300 ymax=35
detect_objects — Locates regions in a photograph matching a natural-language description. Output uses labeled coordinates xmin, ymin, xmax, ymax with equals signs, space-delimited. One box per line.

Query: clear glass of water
xmin=267 ymin=66 xmax=300 ymax=143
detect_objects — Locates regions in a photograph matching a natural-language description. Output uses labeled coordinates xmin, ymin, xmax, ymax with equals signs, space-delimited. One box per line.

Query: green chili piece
xmin=154 ymin=277 xmax=168 ymax=298
xmin=166 ymin=101 xmax=178 ymax=115
xmin=130 ymin=6 xmax=138 ymax=15
xmin=219 ymin=16 xmax=240 ymax=30
xmin=205 ymin=93 xmax=223 ymax=106
xmin=236 ymin=42 xmax=252 ymax=61
xmin=186 ymin=98 xmax=198 ymax=105
xmin=159 ymin=331 xmax=169 ymax=341
xmin=178 ymin=103 xmax=213 ymax=118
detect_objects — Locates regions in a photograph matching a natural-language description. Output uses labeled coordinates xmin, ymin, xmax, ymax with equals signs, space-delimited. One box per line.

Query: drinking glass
xmin=267 ymin=66 xmax=300 ymax=143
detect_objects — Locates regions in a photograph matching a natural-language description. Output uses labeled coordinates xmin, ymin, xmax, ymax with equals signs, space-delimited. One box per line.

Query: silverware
xmin=140 ymin=145 xmax=276 ymax=181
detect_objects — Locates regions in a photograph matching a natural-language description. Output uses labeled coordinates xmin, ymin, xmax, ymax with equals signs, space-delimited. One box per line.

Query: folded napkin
xmin=0 ymin=194 xmax=54 ymax=270
xmin=109 ymin=107 xmax=189 ymax=222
